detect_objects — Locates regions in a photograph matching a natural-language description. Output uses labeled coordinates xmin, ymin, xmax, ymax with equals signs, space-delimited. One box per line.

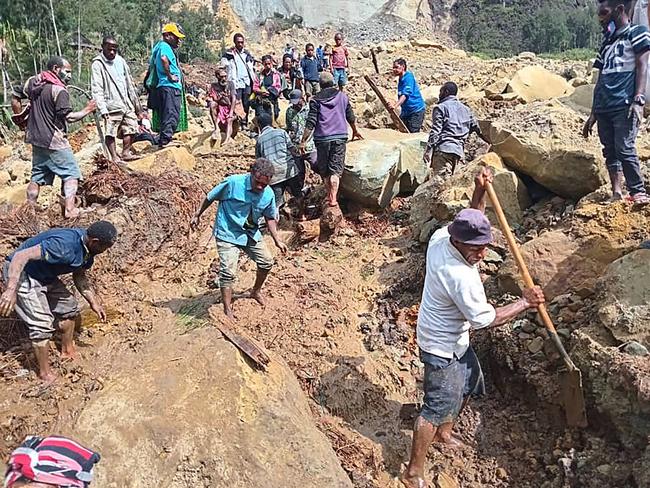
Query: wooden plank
xmin=370 ymin=48 xmax=379 ymax=74
xmin=363 ymin=75 xmax=410 ymax=133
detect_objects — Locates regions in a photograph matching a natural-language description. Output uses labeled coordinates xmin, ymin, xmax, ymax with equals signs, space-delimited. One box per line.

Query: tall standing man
xmin=391 ymin=58 xmax=426 ymax=133
xmin=190 ymin=159 xmax=288 ymax=320
xmin=424 ymin=82 xmax=486 ymax=185
xmin=401 ymin=169 xmax=545 ymax=488
xmin=0 ymin=221 xmax=118 ymax=383
xmin=221 ymin=33 xmax=256 ymax=130
xmin=148 ymin=23 xmax=185 ymax=148
xmin=91 ymin=35 xmax=141 ymax=163
xmin=583 ymin=0 xmax=650 ymax=204
xmin=11 ymin=56 xmax=96 ymax=218
xmin=301 ymin=72 xmax=363 ymax=208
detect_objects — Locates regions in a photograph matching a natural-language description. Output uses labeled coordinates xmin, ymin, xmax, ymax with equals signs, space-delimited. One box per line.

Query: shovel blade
xmin=561 ymin=369 xmax=588 ymax=427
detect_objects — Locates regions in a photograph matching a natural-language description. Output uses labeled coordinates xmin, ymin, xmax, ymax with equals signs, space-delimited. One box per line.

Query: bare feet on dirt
xmin=400 ymin=473 xmax=427 ymax=488
xmin=38 ymin=371 xmax=58 ymax=385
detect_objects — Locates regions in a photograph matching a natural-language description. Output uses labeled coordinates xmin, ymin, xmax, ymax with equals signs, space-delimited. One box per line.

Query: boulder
xmin=69 ymin=326 xmax=352 ymax=487
xmin=340 ymin=129 xmax=429 ymax=208
xmin=484 ymin=78 xmax=510 ymax=99
xmin=518 ymin=51 xmax=537 ymax=60
xmin=410 ymin=153 xmax=531 ymax=243
xmin=497 ymin=230 xmax=603 ymax=299
xmin=129 ymin=146 xmax=196 ymax=176
xmin=191 ymin=131 xmax=220 ymax=156
xmin=505 ymin=66 xmax=574 ymax=103
xmin=597 ymin=250 xmax=650 ymax=347
xmin=560 ymin=84 xmax=594 ymax=116
xmin=421 ymin=85 xmax=441 ymax=106
xmin=0 ymin=169 xmax=10 ymax=186
xmin=410 ymin=39 xmax=446 ymax=50
xmin=480 ymin=104 xmax=606 ymax=199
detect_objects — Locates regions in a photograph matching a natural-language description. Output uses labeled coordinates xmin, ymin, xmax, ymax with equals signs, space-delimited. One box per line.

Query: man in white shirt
xmin=401 ymin=168 xmax=546 ymax=488
xmin=220 ymin=33 xmax=256 ymax=129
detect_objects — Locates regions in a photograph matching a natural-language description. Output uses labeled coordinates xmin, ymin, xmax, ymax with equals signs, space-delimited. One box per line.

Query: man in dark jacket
xmin=300 ymin=72 xmax=362 ymax=208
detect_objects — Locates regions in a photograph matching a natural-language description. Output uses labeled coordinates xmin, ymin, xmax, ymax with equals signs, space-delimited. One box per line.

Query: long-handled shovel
xmin=485 ymin=182 xmax=588 ymax=428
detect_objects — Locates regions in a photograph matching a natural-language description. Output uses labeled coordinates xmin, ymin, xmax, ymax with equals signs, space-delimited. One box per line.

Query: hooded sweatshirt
xmin=21 ymin=72 xmax=72 ymax=150
xmin=90 ymin=53 xmax=138 ymax=115
xmin=305 ymin=87 xmax=355 ymax=142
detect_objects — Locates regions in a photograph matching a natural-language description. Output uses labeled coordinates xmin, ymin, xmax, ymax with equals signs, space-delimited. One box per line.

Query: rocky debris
xmin=0 ymin=183 xmax=29 ymax=205
xmin=622 ymin=341 xmax=649 ymax=357
xmin=410 ymin=38 xmax=445 ymax=49
xmin=480 ymin=102 xmax=606 ymax=199
xmin=70 ymin=325 xmax=352 ymax=487
xmin=596 ymin=250 xmax=650 ymax=347
xmin=0 ymin=145 xmax=12 ymax=162
xmin=505 ymin=66 xmax=575 ymax=103
xmin=497 ymin=230 xmax=603 ymax=299
xmin=410 ymin=152 xmax=530 ymax=243
xmin=560 ymin=84 xmax=594 ymax=116
xmin=340 ymin=129 xmax=428 ymax=208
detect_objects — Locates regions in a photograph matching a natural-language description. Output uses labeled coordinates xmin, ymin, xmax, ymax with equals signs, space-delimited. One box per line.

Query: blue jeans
xmin=333 ymin=68 xmax=348 ymax=87
xmin=596 ymin=109 xmax=646 ymax=195
xmin=419 ymin=346 xmax=485 ymax=425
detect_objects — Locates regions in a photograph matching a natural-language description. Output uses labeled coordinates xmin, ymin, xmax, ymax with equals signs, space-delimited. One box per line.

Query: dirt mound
xmin=67 ymin=321 xmax=352 ymax=487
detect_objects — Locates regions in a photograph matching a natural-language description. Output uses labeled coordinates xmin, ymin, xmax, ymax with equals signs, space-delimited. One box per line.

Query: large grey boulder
xmin=341 ymin=129 xmax=429 ymax=208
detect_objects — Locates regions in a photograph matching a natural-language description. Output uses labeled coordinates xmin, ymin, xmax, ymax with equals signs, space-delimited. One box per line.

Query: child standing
xmin=330 ymin=33 xmax=349 ymax=91
xmin=300 ymin=43 xmax=322 ymax=98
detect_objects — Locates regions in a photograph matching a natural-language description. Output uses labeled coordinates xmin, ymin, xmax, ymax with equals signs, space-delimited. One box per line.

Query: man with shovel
xmin=401 ymin=168 xmax=546 ymax=488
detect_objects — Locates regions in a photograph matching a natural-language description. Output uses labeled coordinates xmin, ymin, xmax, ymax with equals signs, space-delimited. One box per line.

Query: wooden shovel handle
xmin=484 ymin=182 xmax=558 ymax=335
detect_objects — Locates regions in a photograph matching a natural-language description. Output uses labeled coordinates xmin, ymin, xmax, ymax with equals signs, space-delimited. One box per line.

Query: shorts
xmin=3 ymin=262 xmax=79 ymax=342
xmin=333 ymin=68 xmax=348 ymax=86
xmin=419 ymin=346 xmax=485 ymax=426
xmin=304 ymin=80 xmax=321 ymax=96
xmin=400 ymin=109 xmax=426 ymax=133
xmin=315 ymin=139 xmax=347 ymax=177
xmin=216 ymin=238 xmax=274 ymax=289
xmin=271 ymin=169 xmax=306 ymax=208
xmin=103 ymin=111 xmax=139 ymax=138
xmin=31 ymin=146 xmax=81 ymax=186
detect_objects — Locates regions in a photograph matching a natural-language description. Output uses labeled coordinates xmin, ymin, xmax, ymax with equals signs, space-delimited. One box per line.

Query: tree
xmin=522 ymin=6 xmax=571 ymax=53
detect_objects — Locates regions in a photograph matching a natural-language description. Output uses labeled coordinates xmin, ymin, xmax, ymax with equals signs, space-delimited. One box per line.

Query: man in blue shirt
xmin=149 ymin=23 xmax=185 ymax=148
xmin=391 ymin=58 xmax=426 ymax=133
xmin=0 ymin=221 xmax=118 ymax=383
xmin=190 ymin=159 xmax=288 ymax=320
xmin=583 ymin=0 xmax=650 ymax=204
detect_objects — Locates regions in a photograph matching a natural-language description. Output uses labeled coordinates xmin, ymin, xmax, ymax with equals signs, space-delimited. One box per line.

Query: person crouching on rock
xmin=0 ymin=222 xmax=118 ymax=383
xmin=401 ymin=168 xmax=545 ymax=488
xmin=190 ymin=159 xmax=288 ymax=320
xmin=208 ymin=67 xmax=239 ymax=144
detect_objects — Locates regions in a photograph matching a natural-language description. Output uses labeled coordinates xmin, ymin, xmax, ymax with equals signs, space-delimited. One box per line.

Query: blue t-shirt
xmin=207 ymin=174 xmax=277 ymax=246
xmin=300 ymin=56 xmax=321 ymax=81
xmin=6 ymin=228 xmax=94 ymax=284
xmin=153 ymin=41 xmax=182 ymax=90
xmin=593 ymin=24 xmax=650 ymax=113
xmin=398 ymin=71 xmax=426 ymax=117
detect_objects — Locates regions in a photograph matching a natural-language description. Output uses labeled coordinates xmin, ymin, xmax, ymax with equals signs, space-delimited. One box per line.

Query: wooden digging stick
xmin=364 ymin=75 xmax=410 ymax=133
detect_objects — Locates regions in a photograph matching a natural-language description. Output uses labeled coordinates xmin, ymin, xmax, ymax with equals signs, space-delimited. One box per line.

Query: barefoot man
xmin=402 ymin=169 xmax=545 ymax=488
xmin=0 ymin=221 xmax=118 ymax=383
xmin=190 ymin=159 xmax=288 ymax=320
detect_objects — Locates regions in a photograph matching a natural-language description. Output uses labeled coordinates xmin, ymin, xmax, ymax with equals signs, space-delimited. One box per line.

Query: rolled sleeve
xmin=449 ymin=278 xmax=496 ymax=330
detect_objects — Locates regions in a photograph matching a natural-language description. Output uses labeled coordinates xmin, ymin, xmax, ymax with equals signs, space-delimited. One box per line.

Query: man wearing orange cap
xmin=147 ymin=23 xmax=186 ymax=148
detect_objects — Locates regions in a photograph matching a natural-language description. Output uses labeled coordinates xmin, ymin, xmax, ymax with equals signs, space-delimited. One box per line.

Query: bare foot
xmin=121 ymin=153 xmax=140 ymax=162
xmin=64 ymin=207 xmax=81 ymax=219
xmin=434 ymin=434 xmax=471 ymax=450
xmin=61 ymin=347 xmax=78 ymax=361
xmin=250 ymin=289 xmax=266 ymax=307
xmin=400 ymin=473 xmax=427 ymax=488
xmin=38 ymin=371 xmax=58 ymax=385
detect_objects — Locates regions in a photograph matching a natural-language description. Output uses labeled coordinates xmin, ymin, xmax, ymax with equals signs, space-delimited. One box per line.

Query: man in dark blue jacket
xmin=300 ymin=43 xmax=322 ymax=98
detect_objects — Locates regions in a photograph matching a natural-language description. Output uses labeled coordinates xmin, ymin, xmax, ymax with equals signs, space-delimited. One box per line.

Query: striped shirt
xmin=255 ymin=126 xmax=299 ymax=185
xmin=593 ymin=24 xmax=650 ymax=113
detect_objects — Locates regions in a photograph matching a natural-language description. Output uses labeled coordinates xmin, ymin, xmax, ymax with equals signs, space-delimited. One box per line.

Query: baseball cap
xmin=448 ymin=209 xmax=492 ymax=246
xmin=289 ymin=89 xmax=302 ymax=104
xmin=162 ymin=23 xmax=186 ymax=39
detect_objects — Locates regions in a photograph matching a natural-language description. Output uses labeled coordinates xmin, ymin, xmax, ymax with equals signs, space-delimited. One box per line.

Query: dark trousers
xmin=158 ymin=86 xmax=181 ymax=147
xmin=596 ymin=109 xmax=646 ymax=195
xmin=400 ymin=109 xmax=426 ymax=133
xmin=236 ymin=85 xmax=252 ymax=126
